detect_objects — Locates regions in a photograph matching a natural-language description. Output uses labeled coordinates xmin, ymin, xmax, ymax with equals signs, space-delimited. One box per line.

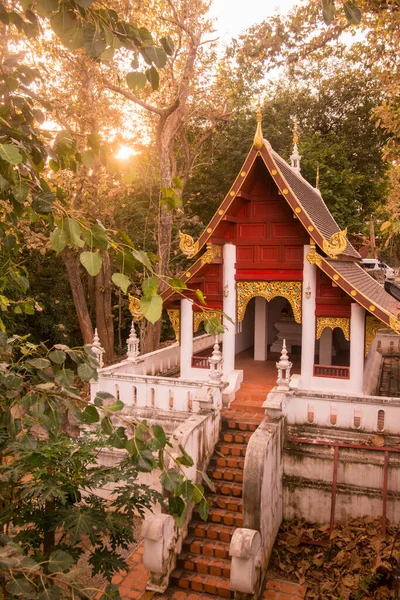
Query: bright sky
xmin=209 ymin=0 xmax=301 ymax=43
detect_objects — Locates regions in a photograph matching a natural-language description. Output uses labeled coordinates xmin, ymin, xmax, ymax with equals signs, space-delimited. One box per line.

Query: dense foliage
xmin=0 ymin=334 xmax=211 ymax=598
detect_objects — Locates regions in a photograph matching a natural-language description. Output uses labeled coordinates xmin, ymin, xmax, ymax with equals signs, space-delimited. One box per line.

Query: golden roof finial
xmin=293 ymin=119 xmax=299 ymax=145
xmin=253 ymin=97 xmax=264 ymax=150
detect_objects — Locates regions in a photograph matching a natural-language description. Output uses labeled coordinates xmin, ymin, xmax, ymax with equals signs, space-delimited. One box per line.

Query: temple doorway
xmin=234 ymin=295 xmax=302 ymax=385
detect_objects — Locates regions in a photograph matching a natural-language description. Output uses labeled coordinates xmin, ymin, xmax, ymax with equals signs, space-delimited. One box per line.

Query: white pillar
xmin=223 ymin=243 xmax=236 ymax=379
xmin=300 ymin=245 xmax=317 ymax=388
xmin=254 ymin=297 xmax=268 ymax=361
xmin=180 ymin=298 xmax=193 ymax=378
xmin=349 ymin=303 xmax=365 ymax=394
xmin=319 ymin=328 xmax=333 ymax=365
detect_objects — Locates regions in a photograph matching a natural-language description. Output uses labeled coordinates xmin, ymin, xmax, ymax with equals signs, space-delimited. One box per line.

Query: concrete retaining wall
xmin=283 ymin=424 xmax=400 ymax=524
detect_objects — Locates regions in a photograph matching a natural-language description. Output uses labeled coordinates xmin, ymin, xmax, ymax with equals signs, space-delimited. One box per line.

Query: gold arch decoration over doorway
xmin=193 ymin=311 xmax=222 ymax=333
xmin=316 ymin=317 xmax=350 ymax=341
xmin=236 ymin=281 xmax=302 ymax=323
xmin=365 ymin=315 xmax=381 ymax=356
xmin=167 ymin=309 xmax=180 ymax=341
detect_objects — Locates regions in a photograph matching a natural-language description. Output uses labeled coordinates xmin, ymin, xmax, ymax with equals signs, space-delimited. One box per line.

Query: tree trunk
xmin=61 ymin=248 xmax=93 ymax=345
xmin=95 ymin=251 xmax=114 ymax=364
xmin=370 ymin=217 xmax=377 ymax=258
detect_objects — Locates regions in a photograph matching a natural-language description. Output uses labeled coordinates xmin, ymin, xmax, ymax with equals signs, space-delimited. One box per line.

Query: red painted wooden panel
xmin=235 ymin=269 xmax=303 ymax=281
xmin=284 ymin=246 xmax=304 ymax=263
xmin=315 ymin=306 xmax=351 ymax=317
xmin=259 ymin=246 xmax=279 ymax=262
xmin=272 ymin=222 xmax=301 ymax=238
xmin=251 ymin=201 xmax=282 ymax=218
xmin=320 ymin=284 xmax=343 ymax=298
xmin=205 ymin=282 xmax=220 ymax=295
xmin=238 ymin=223 xmax=266 ymax=239
xmin=236 ymin=246 xmax=254 ymax=262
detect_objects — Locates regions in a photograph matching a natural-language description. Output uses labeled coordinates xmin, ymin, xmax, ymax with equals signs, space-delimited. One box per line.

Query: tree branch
xmin=102 ymin=80 xmax=164 ymax=115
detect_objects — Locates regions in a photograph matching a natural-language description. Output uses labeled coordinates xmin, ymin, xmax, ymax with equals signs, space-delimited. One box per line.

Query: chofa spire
xmin=290 ymin=119 xmax=301 ymax=173
xmin=253 ymin=99 xmax=264 ymax=150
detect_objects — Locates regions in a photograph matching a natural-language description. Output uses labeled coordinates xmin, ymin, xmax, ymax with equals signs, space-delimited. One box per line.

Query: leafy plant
xmin=0 ymin=334 xmax=210 ymax=598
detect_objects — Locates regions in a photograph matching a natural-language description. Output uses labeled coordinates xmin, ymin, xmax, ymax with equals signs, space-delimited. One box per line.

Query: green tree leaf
xmin=0 ymin=143 xmax=23 ymax=165
xmin=83 ymin=22 xmax=106 ymax=57
xmin=77 ymin=362 xmax=97 ymax=381
xmin=36 ymin=0 xmax=59 ymax=18
xmin=132 ymin=249 xmax=152 ymax=270
xmin=48 ymin=550 xmax=74 ymax=573
xmin=343 ymin=1 xmax=362 ymax=24
xmin=91 ymin=223 xmax=109 ymax=251
xmin=145 ymin=66 xmax=159 ymax=90
xmin=27 ymin=357 xmax=51 ymax=369
xmin=49 ymin=349 xmax=66 ymax=364
xmin=6 ymin=579 xmax=36 ymax=598
xmin=198 ymin=498 xmax=210 ymax=521
xmin=38 ymin=586 xmax=61 ymax=600
xmin=140 ymin=295 xmax=162 ymax=324
xmin=111 ymin=273 xmax=131 ymax=294
xmin=50 ymin=228 xmax=68 ymax=253
xmin=79 ymin=149 xmax=96 ymax=168
xmin=322 ymin=0 xmax=336 ymax=24
xmin=126 ymin=71 xmax=147 ymax=91
xmin=195 ymin=289 xmax=206 ymax=305
xmin=80 ymin=252 xmax=102 ymax=276
xmin=101 ymin=416 xmax=113 ymax=435
xmin=160 ymin=469 xmax=181 ymax=492
xmin=142 ymin=276 xmax=158 ymax=298
xmin=160 ymin=36 xmax=174 ymax=56
xmin=81 ymin=405 xmax=100 ymax=423
xmin=106 ymin=399 xmax=124 ymax=412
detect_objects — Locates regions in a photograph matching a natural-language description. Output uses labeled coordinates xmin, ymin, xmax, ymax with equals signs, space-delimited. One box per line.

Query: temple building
xmin=92 ymin=111 xmax=400 ymax=599
xmin=155 ymin=108 xmax=400 ymax=397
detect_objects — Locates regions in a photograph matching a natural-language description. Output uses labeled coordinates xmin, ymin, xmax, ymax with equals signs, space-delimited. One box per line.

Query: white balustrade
xmin=91 ymin=371 xmax=223 ymax=413
xmin=286 ymin=392 xmax=400 ymax=434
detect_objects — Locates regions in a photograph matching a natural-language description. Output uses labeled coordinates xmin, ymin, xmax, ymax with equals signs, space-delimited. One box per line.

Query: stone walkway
xmin=106 ymin=545 xmax=307 ymax=600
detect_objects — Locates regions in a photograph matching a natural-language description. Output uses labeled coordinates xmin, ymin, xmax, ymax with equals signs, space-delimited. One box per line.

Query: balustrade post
xmin=276 ymin=339 xmax=292 ymax=391
xmin=208 ymin=335 xmax=223 ymax=383
xmin=126 ymin=321 xmax=140 ymax=362
xmin=91 ymin=328 xmax=105 ymax=368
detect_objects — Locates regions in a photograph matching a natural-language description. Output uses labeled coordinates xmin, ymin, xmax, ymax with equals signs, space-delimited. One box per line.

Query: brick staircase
xmin=231 ymin=381 xmax=272 ymax=413
xmin=168 ymin=410 xmax=263 ymax=598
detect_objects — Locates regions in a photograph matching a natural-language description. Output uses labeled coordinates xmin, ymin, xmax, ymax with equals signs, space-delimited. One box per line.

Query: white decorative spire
xmin=126 ymin=321 xmax=140 ymax=362
xmin=290 ymin=120 xmax=301 ymax=173
xmin=276 ymin=339 xmax=292 ymax=391
xmin=91 ymin=328 xmax=105 ymax=368
xmin=208 ymin=335 xmax=223 ymax=383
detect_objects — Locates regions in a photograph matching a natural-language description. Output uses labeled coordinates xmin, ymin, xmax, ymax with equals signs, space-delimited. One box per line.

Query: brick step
xmin=221 ymin=431 xmax=252 ymax=444
xmin=193 ymin=506 xmax=243 ymax=527
xmin=229 ymin=401 xmax=266 ymax=414
xmin=215 ymin=442 xmax=247 ymax=458
xmin=210 ymin=455 xmax=245 ymax=470
xmin=170 ymin=568 xmax=233 ymax=598
xmin=238 ymin=381 xmax=272 ymax=392
xmin=189 ymin=520 xmax=234 ymax=543
xmin=207 ymin=467 xmax=244 ymax=484
xmin=183 ymin=536 xmax=231 ymax=559
xmin=209 ymin=495 xmax=242 ymax=513
xmin=221 ymin=418 xmax=259 ymax=433
xmin=178 ymin=552 xmax=231 ymax=578
xmin=211 ymin=480 xmax=242 ymax=497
